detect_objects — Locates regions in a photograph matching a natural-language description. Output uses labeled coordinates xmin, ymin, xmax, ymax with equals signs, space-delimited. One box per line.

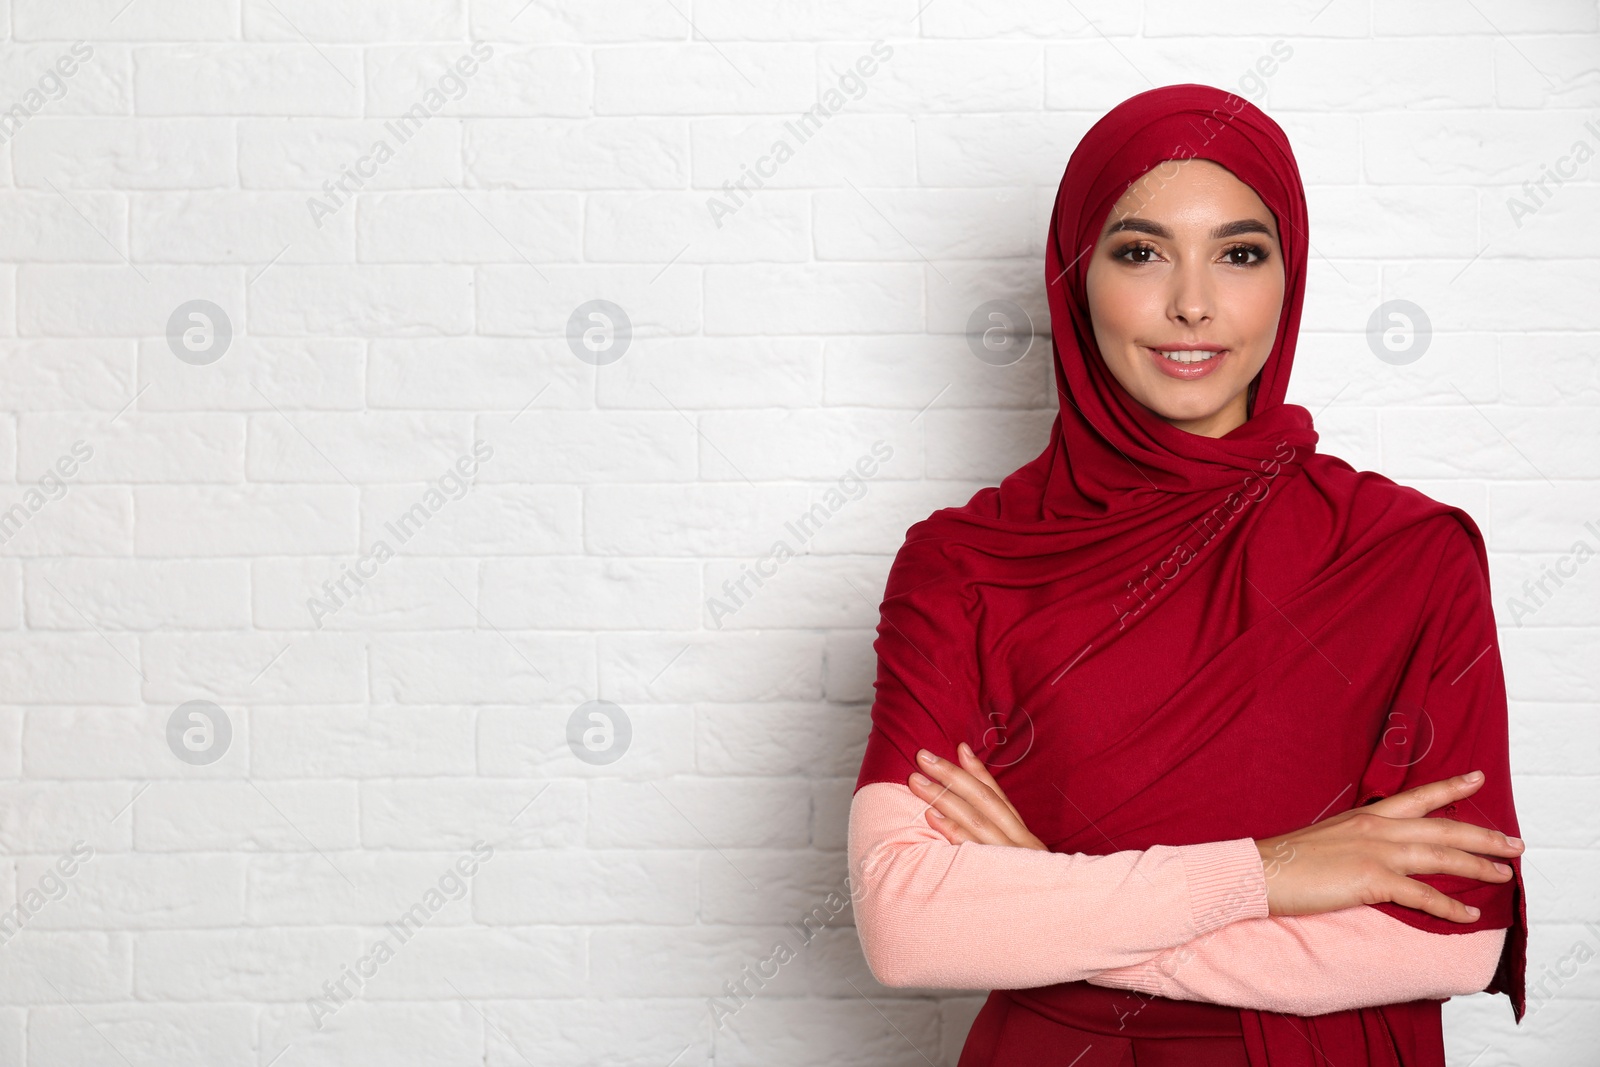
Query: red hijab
xmin=855 ymin=84 xmax=1526 ymax=1064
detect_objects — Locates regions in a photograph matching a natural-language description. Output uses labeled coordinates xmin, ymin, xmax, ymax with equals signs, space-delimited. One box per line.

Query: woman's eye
xmin=1224 ymin=243 xmax=1267 ymax=265
xmin=1112 ymin=242 xmax=1268 ymax=265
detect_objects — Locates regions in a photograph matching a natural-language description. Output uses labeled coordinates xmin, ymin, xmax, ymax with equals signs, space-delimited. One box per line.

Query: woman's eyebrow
xmin=1212 ymin=218 xmax=1274 ymax=239
xmin=1102 ymin=217 xmax=1276 ymax=240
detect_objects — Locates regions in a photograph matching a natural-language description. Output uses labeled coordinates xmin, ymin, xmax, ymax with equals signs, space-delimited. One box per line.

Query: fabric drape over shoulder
xmin=854 ymin=83 xmax=1527 ymax=1066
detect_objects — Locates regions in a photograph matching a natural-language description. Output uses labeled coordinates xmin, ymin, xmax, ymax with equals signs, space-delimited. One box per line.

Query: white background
xmin=0 ymin=1 xmax=1595 ymax=1064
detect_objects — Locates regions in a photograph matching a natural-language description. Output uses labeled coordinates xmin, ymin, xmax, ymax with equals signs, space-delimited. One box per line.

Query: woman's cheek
xmin=1245 ymin=267 xmax=1286 ymax=339
xmin=1096 ymin=275 xmax=1160 ymax=344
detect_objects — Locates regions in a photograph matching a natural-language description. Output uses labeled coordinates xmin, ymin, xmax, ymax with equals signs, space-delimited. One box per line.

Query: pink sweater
xmin=849 ymin=781 xmax=1507 ymax=1016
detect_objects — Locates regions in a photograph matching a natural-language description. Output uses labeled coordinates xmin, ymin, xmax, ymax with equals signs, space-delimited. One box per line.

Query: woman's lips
xmin=1146 ymin=345 xmax=1228 ymax=381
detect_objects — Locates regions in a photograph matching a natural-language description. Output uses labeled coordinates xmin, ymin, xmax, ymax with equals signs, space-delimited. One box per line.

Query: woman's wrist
xmin=1183 ymin=837 xmax=1272 ymax=935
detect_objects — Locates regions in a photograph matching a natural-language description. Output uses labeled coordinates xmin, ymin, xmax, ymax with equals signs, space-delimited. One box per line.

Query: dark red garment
xmin=854 ymin=84 xmax=1527 ymax=1065
xmin=956 ymin=983 xmax=1446 ymax=1066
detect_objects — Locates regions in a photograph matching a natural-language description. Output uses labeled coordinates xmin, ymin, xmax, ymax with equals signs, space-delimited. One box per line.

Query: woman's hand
xmin=1254 ymin=769 xmax=1526 ymax=923
xmin=908 ymin=743 xmax=1048 ymax=851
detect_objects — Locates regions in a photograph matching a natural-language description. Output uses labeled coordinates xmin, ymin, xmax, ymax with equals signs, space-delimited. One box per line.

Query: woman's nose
xmin=1168 ymin=267 xmax=1214 ymax=327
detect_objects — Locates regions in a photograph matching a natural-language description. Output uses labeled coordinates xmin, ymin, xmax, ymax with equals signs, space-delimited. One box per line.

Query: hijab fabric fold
xmin=854 ymin=83 xmax=1527 ymax=1066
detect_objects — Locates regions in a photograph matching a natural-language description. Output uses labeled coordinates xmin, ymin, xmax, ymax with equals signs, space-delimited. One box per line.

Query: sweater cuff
xmin=1181 ymin=836 xmax=1270 ymax=936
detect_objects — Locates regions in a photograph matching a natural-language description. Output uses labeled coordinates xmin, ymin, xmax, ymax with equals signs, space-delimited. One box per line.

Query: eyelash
xmin=1113 ymin=241 xmax=1270 ymax=267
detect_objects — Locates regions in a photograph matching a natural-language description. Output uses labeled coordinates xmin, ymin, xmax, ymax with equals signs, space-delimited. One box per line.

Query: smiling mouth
xmin=1145 ymin=345 xmax=1229 ymax=379
xmin=1149 ymin=347 xmax=1225 ymax=363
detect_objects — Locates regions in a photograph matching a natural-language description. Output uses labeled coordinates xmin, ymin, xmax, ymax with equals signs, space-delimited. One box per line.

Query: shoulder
xmin=1301 ymin=455 xmax=1486 ymax=566
xmin=882 ymin=491 xmax=1002 ymax=599
xmin=1360 ymin=482 xmax=1492 ymax=615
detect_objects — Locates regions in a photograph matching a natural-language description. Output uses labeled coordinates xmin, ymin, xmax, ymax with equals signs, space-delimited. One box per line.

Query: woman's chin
xmin=1138 ymin=390 xmax=1231 ymax=425
xmin=1104 ymin=356 xmax=1258 ymax=433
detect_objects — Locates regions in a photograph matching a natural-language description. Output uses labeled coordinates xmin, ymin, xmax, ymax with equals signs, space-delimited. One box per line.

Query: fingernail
xmin=929 ymin=809 xmax=945 ymax=820
xmin=917 ymin=749 xmax=937 ymax=765
xmin=958 ymin=742 xmax=973 ymax=759
xmin=910 ymin=772 xmax=932 ymax=787
xmin=1507 ymin=836 xmax=1524 ymax=848
xmin=1464 ymin=770 xmax=1483 ymax=783
xmin=1493 ymin=862 xmax=1512 ymax=875
xmin=1466 ymin=906 xmax=1480 ymax=918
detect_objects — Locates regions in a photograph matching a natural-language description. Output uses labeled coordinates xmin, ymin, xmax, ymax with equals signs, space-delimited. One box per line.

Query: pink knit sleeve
xmin=850 ymin=782 xmax=1505 ymax=1009
xmin=1086 ymin=907 xmax=1507 ymax=1015
xmin=848 ymin=781 xmax=1269 ymax=989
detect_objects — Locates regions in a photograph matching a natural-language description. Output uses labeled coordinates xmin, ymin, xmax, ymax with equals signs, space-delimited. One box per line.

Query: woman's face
xmin=1083 ymin=158 xmax=1285 ymax=439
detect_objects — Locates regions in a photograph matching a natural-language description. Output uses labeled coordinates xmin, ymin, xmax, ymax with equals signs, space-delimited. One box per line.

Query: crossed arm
xmin=849 ymin=780 xmax=1506 ymax=1015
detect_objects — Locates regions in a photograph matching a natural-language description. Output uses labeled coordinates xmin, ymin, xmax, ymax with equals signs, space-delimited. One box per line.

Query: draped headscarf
xmin=855 ymin=84 xmax=1526 ymax=1065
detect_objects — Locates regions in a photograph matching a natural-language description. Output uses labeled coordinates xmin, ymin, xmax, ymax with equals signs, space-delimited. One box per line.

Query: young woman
xmin=848 ymin=84 xmax=1528 ymax=1066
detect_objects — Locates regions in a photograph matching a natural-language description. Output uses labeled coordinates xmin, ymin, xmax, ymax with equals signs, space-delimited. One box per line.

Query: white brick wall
xmin=0 ymin=2 xmax=1595 ymax=1064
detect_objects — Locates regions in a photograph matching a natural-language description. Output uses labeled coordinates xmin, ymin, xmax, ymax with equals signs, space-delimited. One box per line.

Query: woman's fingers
xmin=1414 ymin=816 xmax=1524 ymax=860
xmin=921 ymin=803 xmax=970 ymax=844
xmin=909 ymin=748 xmax=1032 ymax=846
xmin=955 ymin=742 xmax=1025 ymax=821
xmin=1348 ymin=814 xmax=1520 ymax=921
xmin=1257 ymin=793 xmax=1527 ymax=919
xmin=1362 ymin=770 xmax=1485 ymax=820
xmin=1354 ymin=808 xmax=1525 ymax=861
xmin=1388 ymin=835 xmax=1517 ymax=886
xmin=1378 ymin=871 xmax=1484 ymax=924
xmin=908 ymin=769 xmax=1006 ymax=844
xmin=908 ymin=751 xmax=1010 ymax=842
